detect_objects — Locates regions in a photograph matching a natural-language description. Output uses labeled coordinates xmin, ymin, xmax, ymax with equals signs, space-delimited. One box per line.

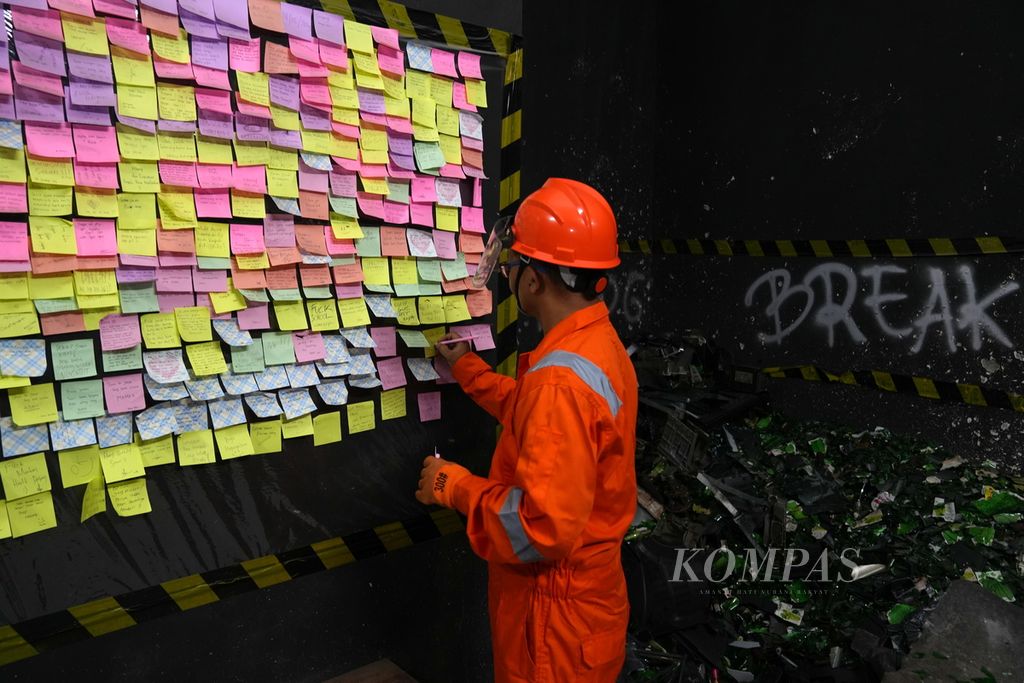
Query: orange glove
xmin=415 ymin=454 xmax=456 ymax=505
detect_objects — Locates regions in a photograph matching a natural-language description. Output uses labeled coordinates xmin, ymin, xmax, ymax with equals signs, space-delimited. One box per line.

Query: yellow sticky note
xmin=0 ymin=312 xmax=40 ymax=338
xmin=361 ymin=256 xmax=390 ymax=285
xmin=418 ymin=296 xmax=445 ymax=324
xmin=328 ymin=66 xmax=354 ymax=90
xmin=29 ymin=216 xmax=76 ymax=255
xmin=266 ymin=146 xmax=298 ymax=171
xmin=0 ymin=375 xmax=30 ymax=390
xmin=141 ymin=312 xmax=181 ymax=348
xmin=273 ymin=300 xmax=308 ymax=330
xmin=0 ymin=146 xmax=27 ymax=183
xmin=195 ymin=222 xmax=230 ymax=258
xmin=62 ymin=14 xmax=108 ymax=55
xmin=209 ymin=286 xmax=247 ymax=314
xmin=117 ymin=84 xmax=159 ymax=121
xmin=235 ymin=252 xmax=270 ymax=270
xmin=117 ymin=123 xmax=159 ymax=159
xmin=28 ymin=182 xmax=73 ymax=216
xmin=465 ymin=78 xmax=488 ymax=107
xmin=0 ymin=500 xmax=9 ymax=539
xmin=117 ymin=193 xmax=157 ymax=229
xmin=391 ymin=258 xmax=418 ymax=285
xmin=81 ymin=476 xmax=106 ymax=522
xmin=384 ymin=94 xmax=410 ymax=118
xmin=196 ymin=135 xmax=234 ymax=165
xmin=117 ymin=226 xmax=157 ymax=257
xmin=75 ymin=188 xmax=120 ymax=218
xmin=111 ymin=47 xmax=155 ymax=87
xmin=330 ymin=214 xmax=364 ymax=239
xmin=414 ymin=123 xmax=440 ymax=143
xmin=231 ymin=190 xmax=266 ymax=219
xmin=330 ymin=85 xmax=360 ymax=110
xmin=215 ymin=424 xmax=255 ymax=460
xmin=337 ymin=297 xmax=370 ymax=327
xmin=332 ymin=107 xmax=359 ymax=127
xmin=411 ymin=98 xmax=436 ymax=128
xmin=301 ymin=130 xmax=331 ymax=155
xmin=346 ymin=401 xmax=376 ymax=434
xmin=430 ymin=75 xmax=453 ymax=105
xmin=99 ymin=443 xmax=145 ymax=484
xmin=443 ymin=295 xmax=472 ymax=323
xmin=423 ymin=326 xmax=446 ymax=358
xmin=313 ymin=412 xmax=342 ymax=446
xmin=108 ymin=477 xmax=152 ymax=516
xmin=27 ymin=155 xmax=74 ymax=186
xmin=393 ymin=298 xmax=419 ymax=326
xmin=157 ymin=133 xmax=197 ymax=162
xmin=270 ymin=104 xmax=300 ymax=131
xmin=151 ymin=28 xmax=190 ymax=64
xmin=233 ymin=140 xmax=268 ymax=166
xmin=360 ymin=177 xmax=389 ymax=195
xmin=435 ymin=205 xmax=459 ymax=232
xmin=157 ymin=83 xmax=197 ymax=121
xmin=0 ymin=453 xmax=51 ymax=500
xmin=0 ymin=273 xmax=28 ymax=300
xmin=329 ymin=135 xmax=359 ymax=160
xmin=158 ymin=187 xmax=198 ymax=229
xmin=438 ymin=134 xmax=462 ymax=165
xmin=28 ymin=273 xmax=74 ymax=300
xmin=381 ymin=388 xmax=406 ymax=421
xmin=307 ymin=299 xmax=339 ymax=331
xmin=266 ymin=168 xmax=299 ymax=198
xmin=250 ymin=421 xmax=282 ymax=454
xmin=175 ymin=306 xmax=212 ymax=342
xmin=9 ymin=383 xmax=58 ymax=426
xmin=7 ymin=491 xmax=56 ymax=538
xmin=236 ymin=71 xmax=270 ymax=106
xmin=83 ymin=307 xmax=120 ymax=331
xmin=73 ymin=270 xmax=117 ymax=296
xmin=135 ymin=433 xmax=176 ymax=467
xmin=177 ymin=429 xmax=216 ymax=466
xmin=406 ymin=71 xmax=432 ymax=102
xmin=382 ymin=73 xmax=406 ymax=100
xmin=186 ymin=341 xmax=227 ymax=376
xmin=436 ymin=105 xmax=460 ymax=136
xmin=59 ymin=445 xmax=101 ymax=488
xmin=281 ymin=413 xmax=313 ymax=439
xmin=119 ymin=160 xmax=161 ymax=193
xmin=345 ymin=21 xmax=373 ymax=53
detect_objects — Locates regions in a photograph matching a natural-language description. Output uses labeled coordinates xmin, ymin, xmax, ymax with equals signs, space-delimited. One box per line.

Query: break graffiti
xmin=743 ymin=263 xmax=1020 ymax=353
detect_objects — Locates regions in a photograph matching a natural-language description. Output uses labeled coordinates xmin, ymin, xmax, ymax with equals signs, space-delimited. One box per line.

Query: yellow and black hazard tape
xmin=619 ymin=235 xmax=1024 ymax=258
xmin=499 ymin=39 xmax=525 ymax=212
xmin=0 ymin=509 xmax=464 ymax=668
xmin=763 ymin=365 xmax=1024 ymax=412
xmin=317 ymin=0 xmax=517 ymax=57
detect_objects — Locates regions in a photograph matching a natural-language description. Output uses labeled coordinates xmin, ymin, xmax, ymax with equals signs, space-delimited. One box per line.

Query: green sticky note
xmin=355 ymin=226 xmax=382 ymax=257
xmin=51 ymin=339 xmax=97 ymax=380
xmin=102 ymin=345 xmax=143 ymax=372
xmin=35 ymin=298 xmax=79 ymax=314
xmin=238 ymin=288 xmax=270 ymax=303
xmin=417 ymin=259 xmax=442 ymax=282
xmin=329 ymin=196 xmax=359 ymax=218
xmin=231 ymin=338 xmax=265 ymax=373
xmin=301 ymin=286 xmax=333 ymax=299
xmin=440 ymin=254 xmax=469 ymax=280
xmin=119 ymin=282 xmax=160 ymax=313
xmin=60 ymin=379 xmax=105 ymax=420
xmin=196 ymin=256 xmax=231 ymax=270
xmin=268 ymin=288 xmax=302 ymax=301
xmin=386 ymin=180 xmax=410 ymax=204
xmin=413 ymin=141 xmax=445 ymax=170
xmin=397 ymin=329 xmax=430 ymax=348
xmin=262 ymin=331 xmax=296 ymax=365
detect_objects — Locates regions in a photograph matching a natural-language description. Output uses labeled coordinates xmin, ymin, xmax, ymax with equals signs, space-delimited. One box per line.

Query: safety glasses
xmin=470 ymin=215 xmax=515 ymax=288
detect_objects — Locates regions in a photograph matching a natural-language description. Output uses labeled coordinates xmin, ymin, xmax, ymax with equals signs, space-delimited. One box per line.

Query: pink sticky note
xmin=196 ymin=164 xmax=232 ymax=188
xmin=158 ymin=293 xmax=196 ymax=312
xmin=192 ymin=267 xmax=227 ymax=292
xmin=75 ymin=162 xmax=119 ymax=189
xmin=292 ymin=331 xmax=325 ymax=362
xmin=377 ymin=45 xmax=403 ymax=76
xmin=466 ymin=324 xmax=495 ymax=350
xmin=417 ymin=391 xmax=441 ymax=421
xmin=155 ymin=268 xmax=194 ymax=294
xmin=93 ymin=0 xmax=136 ymax=19
xmin=355 ymin=192 xmax=386 ymax=219
xmin=71 ymin=124 xmax=119 ymax=163
xmin=12 ymin=7 xmax=64 ymax=42
xmin=194 ymin=188 xmax=232 ymax=217
xmin=377 ymin=356 xmax=407 ymax=390
xmin=452 ymin=81 xmax=476 ymax=112
xmin=0 ymin=185 xmax=28 ymax=214
xmin=24 ymin=120 xmax=74 ymax=158
xmin=289 ymin=36 xmax=320 ymax=63
xmin=318 ymin=41 xmax=348 ymax=69
xmin=230 ymin=223 xmax=265 ymax=254
xmin=431 ymin=48 xmax=459 ymax=78
xmin=409 ymin=202 xmax=434 ymax=227
xmin=195 ymin=87 xmax=233 ymax=114
xmin=106 ymin=17 xmax=150 ymax=54
xmin=432 ymin=230 xmax=457 ymax=260
xmin=229 ymin=38 xmax=261 ymax=72
xmin=461 ymin=206 xmax=485 ymax=233
xmin=457 ymin=52 xmax=482 ymax=80
xmin=264 ymin=214 xmax=295 ymax=247
xmin=232 ymin=164 xmax=266 ymax=194
xmin=370 ymin=25 xmax=399 ymax=50
xmin=103 ymin=373 xmax=147 ymax=413
xmin=236 ymin=303 xmax=270 ymax=330
xmin=99 ymin=313 xmax=141 ymax=351
xmin=0 ymin=222 xmax=30 ymax=261
xmin=50 ymin=0 xmax=95 ymax=18
xmin=14 ymin=61 xmax=65 ymax=97
xmin=194 ymin=65 xmax=232 ymax=90
xmin=74 ymin=219 xmax=117 ymax=256
xmin=159 ymin=161 xmax=200 ymax=188
xmin=370 ymin=326 xmax=397 ymax=357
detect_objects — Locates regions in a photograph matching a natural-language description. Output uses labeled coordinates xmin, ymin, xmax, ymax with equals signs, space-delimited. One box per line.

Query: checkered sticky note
xmin=96 ymin=413 xmax=134 ymax=448
xmin=144 ymin=350 xmax=191 ymax=384
xmin=316 ymin=380 xmax=349 ymax=406
xmin=279 ymin=388 xmax=317 ymax=420
xmin=208 ymin=398 xmax=246 ymax=430
xmin=349 ymin=374 xmax=383 ymax=389
xmin=172 ymin=400 xmax=209 ymax=434
xmin=299 ymin=151 xmax=332 ymax=171
xmin=243 ymin=392 xmax=284 ymax=418
xmin=341 ymin=327 xmax=376 ymax=348
xmin=49 ymin=414 xmax=97 ymax=451
xmin=0 ymin=119 xmax=24 ymax=149
xmin=407 ymin=358 xmax=441 ymax=382
xmin=285 ymin=363 xmax=320 ymax=389
xmin=144 ymin=374 xmax=190 ymax=402
xmin=301 ymin=253 xmax=332 ymax=265
xmin=365 ymin=295 xmax=398 ymax=319
xmin=0 ymin=340 xmax=48 ymax=377
xmin=136 ymin=405 xmax=179 ymax=441
xmin=0 ymin=417 xmax=50 ymax=458
xmin=272 ymin=196 xmax=301 ymax=215
xmin=212 ymin=319 xmax=253 ymax=346
xmin=220 ymin=370 xmax=260 ymax=396
xmin=406 ymin=43 xmax=435 ymax=72
xmin=185 ymin=375 xmax=226 ymax=402
xmin=348 ymin=349 xmax=377 ymax=376
xmin=254 ymin=366 xmax=290 ymax=391
xmin=322 ymin=335 xmax=352 ymax=364
xmin=315 ymin=361 xmax=351 ymax=378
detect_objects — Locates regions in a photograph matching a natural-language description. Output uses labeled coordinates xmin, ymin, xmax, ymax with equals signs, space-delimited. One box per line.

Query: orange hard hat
xmin=509 ymin=178 xmax=620 ymax=269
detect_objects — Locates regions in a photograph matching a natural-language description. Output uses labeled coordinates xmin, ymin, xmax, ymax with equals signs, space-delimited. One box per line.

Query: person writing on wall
xmin=415 ymin=178 xmax=639 ymax=683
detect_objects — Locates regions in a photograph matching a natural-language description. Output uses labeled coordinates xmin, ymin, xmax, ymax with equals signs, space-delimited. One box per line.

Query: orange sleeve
xmin=432 ymin=380 xmax=601 ymax=564
xmin=450 ymin=352 xmax=518 ymax=426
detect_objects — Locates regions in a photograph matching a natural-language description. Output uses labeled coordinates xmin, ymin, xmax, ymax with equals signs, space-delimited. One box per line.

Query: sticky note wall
xmin=0 ymin=0 xmax=497 ymax=539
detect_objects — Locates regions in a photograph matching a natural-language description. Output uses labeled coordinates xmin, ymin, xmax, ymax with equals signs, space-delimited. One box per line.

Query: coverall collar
xmin=526 ymin=301 xmax=610 ymax=366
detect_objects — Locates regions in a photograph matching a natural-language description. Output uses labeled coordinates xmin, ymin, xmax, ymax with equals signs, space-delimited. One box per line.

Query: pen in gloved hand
xmin=436 ymin=334 xmax=483 ymax=346
xmin=434 ymin=446 xmax=440 ymax=459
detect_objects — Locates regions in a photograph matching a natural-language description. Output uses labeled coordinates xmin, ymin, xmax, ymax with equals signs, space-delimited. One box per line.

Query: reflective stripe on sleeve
xmin=498 ymin=487 xmax=545 ymax=563
xmin=527 ymin=350 xmax=622 ymax=417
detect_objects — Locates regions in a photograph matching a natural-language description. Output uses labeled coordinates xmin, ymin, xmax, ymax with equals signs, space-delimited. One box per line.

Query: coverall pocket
xmin=578 ymin=628 xmax=626 ymax=672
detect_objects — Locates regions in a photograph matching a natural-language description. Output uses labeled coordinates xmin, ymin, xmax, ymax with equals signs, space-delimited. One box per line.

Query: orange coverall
xmin=432 ymin=301 xmax=638 ymax=682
